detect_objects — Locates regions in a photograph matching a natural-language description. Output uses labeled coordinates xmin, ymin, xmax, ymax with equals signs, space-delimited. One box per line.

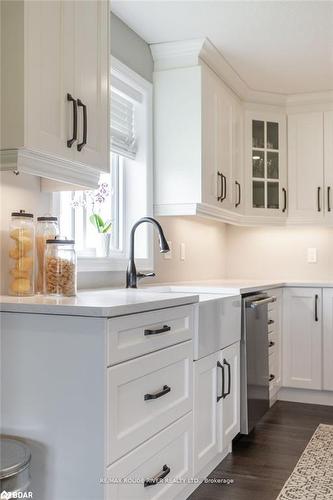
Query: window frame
xmin=52 ymin=57 xmax=153 ymax=273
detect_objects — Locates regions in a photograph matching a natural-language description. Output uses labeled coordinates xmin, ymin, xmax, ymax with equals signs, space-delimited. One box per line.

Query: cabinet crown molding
xmin=151 ymin=38 xmax=333 ymax=108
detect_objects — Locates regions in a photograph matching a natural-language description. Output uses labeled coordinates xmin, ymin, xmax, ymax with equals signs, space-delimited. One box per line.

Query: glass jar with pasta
xmin=36 ymin=216 xmax=59 ymax=294
xmin=9 ymin=210 xmax=35 ymax=296
xmin=44 ymin=237 xmax=77 ymax=296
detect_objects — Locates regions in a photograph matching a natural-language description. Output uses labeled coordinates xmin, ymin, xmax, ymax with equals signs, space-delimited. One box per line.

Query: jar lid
xmin=46 ymin=236 xmax=75 ymax=245
xmin=0 ymin=438 xmax=31 ymax=479
xmin=37 ymin=216 xmax=58 ymax=222
xmin=11 ymin=209 xmax=33 ymax=218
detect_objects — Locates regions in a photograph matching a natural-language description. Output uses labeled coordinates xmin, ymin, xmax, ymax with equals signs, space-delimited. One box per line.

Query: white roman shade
xmin=111 ymin=90 xmax=137 ymax=160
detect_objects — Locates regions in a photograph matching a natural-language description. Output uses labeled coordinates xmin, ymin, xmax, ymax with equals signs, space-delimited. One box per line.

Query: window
xmin=54 ymin=57 xmax=153 ymax=272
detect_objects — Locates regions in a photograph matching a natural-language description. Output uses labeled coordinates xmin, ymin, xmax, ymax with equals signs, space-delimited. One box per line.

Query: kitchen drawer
xmin=106 ymin=413 xmax=193 ymax=500
xmin=107 ymin=305 xmax=194 ymax=366
xmin=107 ymin=341 xmax=193 ymax=464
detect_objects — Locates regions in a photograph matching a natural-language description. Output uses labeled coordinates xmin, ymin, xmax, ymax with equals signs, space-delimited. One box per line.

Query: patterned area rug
xmin=277 ymin=424 xmax=333 ymax=500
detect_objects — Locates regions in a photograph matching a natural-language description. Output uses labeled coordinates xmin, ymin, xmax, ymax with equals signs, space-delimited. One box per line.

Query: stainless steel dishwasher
xmin=240 ymin=292 xmax=277 ymax=434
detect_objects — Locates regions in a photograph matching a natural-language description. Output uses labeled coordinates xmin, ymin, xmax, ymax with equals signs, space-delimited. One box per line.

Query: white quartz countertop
xmin=0 ymin=289 xmax=199 ymax=318
xmin=143 ymin=279 xmax=333 ymax=294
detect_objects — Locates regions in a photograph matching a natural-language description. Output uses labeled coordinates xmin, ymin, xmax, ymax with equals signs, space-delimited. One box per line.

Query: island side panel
xmin=1 ymin=312 xmax=107 ymax=500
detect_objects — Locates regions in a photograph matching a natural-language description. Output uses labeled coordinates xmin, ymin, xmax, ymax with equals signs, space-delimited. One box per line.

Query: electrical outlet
xmin=307 ymin=248 xmax=317 ymax=264
xmin=180 ymin=242 xmax=186 ymax=261
xmin=164 ymin=241 xmax=172 ymax=259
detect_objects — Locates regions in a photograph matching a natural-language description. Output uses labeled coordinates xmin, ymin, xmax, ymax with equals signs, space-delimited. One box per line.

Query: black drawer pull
xmin=269 ymin=341 xmax=275 ymax=348
xmin=317 ymin=187 xmax=321 ymax=212
xmin=144 ymin=325 xmax=171 ymax=336
xmin=77 ymin=99 xmax=87 ymax=151
xmin=144 ymin=465 xmax=171 ymax=487
xmin=223 ymin=359 xmax=231 ymax=398
xmin=217 ymin=172 xmax=223 ymax=201
xmin=328 ymin=186 xmax=332 ymax=212
xmin=269 ymin=374 xmax=275 ymax=382
xmin=282 ymin=187 xmax=287 ymax=213
xmin=217 ymin=361 xmax=225 ymax=402
xmin=268 ymin=319 xmax=275 ymax=325
xmin=235 ymin=181 xmax=241 ymax=208
xmin=67 ymin=93 xmax=77 ymax=148
xmin=144 ymin=385 xmax=171 ymax=401
xmin=315 ymin=294 xmax=319 ymax=322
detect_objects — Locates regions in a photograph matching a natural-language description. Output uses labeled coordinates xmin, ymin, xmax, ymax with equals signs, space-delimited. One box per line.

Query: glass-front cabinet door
xmin=246 ymin=112 xmax=287 ymax=218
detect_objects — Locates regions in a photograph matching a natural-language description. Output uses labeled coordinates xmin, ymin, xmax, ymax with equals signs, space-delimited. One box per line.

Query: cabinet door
xmin=74 ymin=0 xmax=109 ymax=172
xmin=193 ymin=352 xmax=219 ymax=474
xmin=219 ymin=342 xmax=240 ymax=451
xmin=232 ymin=100 xmax=244 ymax=212
xmin=283 ymin=288 xmax=322 ymax=390
xmin=202 ymin=66 xmax=225 ymax=208
xmin=323 ymin=289 xmax=333 ymax=391
xmin=324 ymin=112 xmax=333 ymax=223
xmin=245 ymin=111 xmax=287 ymax=218
xmin=288 ymin=112 xmax=324 ymax=222
xmin=25 ymin=0 xmax=74 ymax=159
xmin=202 ymin=66 xmax=234 ymax=211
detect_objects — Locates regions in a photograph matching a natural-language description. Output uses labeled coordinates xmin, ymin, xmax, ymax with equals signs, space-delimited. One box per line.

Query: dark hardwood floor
xmin=189 ymin=400 xmax=333 ymax=500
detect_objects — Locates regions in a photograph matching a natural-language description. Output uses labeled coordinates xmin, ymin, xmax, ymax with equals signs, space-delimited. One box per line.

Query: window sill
xmin=77 ymin=256 xmax=153 ymax=273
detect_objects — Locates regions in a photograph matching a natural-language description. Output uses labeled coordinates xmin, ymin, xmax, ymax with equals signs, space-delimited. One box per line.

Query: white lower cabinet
xmin=323 ymin=288 xmax=333 ymax=391
xmin=106 ymin=413 xmax=193 ymax=500
xmin=193 ymin=342 xmax=240 ymax=475
xmin=219 ymin=342 xmax=240 ymax=450
xmin=107 ymin=341 xmax=192 ymax=464
xmin=193 ymin=351 xmax=219 ymax=474
xmin=283 ymin=288 xmax=322 ymax=390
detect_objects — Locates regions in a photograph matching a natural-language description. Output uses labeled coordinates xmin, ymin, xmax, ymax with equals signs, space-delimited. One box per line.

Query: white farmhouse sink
xmin=142 ymin=285 xmax=242 ymax=360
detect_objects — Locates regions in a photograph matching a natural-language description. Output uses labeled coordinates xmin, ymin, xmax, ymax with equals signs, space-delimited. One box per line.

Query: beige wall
xmin=0 ymin=172 xmax=51 ymax=293
xmin=225 ymin=225 xmax=333 ymax=281
xmin=153 ymin=216 xmax=227 ymax=283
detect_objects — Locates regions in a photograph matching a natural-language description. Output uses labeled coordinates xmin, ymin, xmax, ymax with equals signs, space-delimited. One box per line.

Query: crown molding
xmin=151 ymin=38 xmax=333 ymax=108
xmin=0 ymin=148 xmax=100 ymax=189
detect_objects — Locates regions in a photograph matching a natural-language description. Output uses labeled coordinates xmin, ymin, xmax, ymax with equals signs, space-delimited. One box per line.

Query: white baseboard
xmin=278 ymin=387 xmax=333 ymax=406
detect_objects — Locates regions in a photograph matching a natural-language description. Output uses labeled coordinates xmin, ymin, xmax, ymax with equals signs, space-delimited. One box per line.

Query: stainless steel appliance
xmin=240 ymin=293 xmax=276 ymax=434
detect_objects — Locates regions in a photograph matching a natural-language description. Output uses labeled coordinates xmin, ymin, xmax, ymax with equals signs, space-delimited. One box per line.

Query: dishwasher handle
xmin=249 ymin=296 xmax=277 ymax=309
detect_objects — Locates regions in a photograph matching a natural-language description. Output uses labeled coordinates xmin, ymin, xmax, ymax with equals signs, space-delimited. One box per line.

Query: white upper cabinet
xmin=0 ymin=0 xmax=109 ymax=188
xmin=244 ymin=111 xmax=287 ymax=221
xmin=152 ymin=39 xmax=333 ymax=227
xmin=288 ymin=112 xmax=325 ymax=223
xmin=73 ymin=0 xmax=109 ymax=172
xmin=153 ymin=60 xmax=243 ymax=223
xmin=324 ymin=111 xmax=333 ymax=224
xmin=283 ymin=288 xmax=322 ymax=390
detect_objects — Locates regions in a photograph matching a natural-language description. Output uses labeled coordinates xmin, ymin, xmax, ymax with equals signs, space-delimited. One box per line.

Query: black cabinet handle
xmin=67 ymin=93 xmax=77 ymax=148
xmin=328 ymin=186 xmax=331 ymax=212
xmin=144 ymin=325 xmax=171 ymax=336
xmin=144 ymin=385 xmax=171 ymax=401
xmin=221 ymin=174 xmax=227 ymax=202
xmin=77 ymin=99 xmax=87 ymax=151
xmin=235 ymin=181 xmax=241 ymax=208
xmin=217 ymin=361 xmax=225 ymax=402
xmin=223 ymin=359 xmax=231 ymax=398
xmin=269 ymin=341 xmax=275 ymax=348
xmin=217 ymin=172 xmax=223 ymax=201
xmin=269 ymin=374 xmax=275 ymax=382
xmin=317 ymin=187 xmax=321 ymax=212
xmin=268 ymin=319 xmax=275 ymax=325
xmin=315 ymin=294 xmax=319 ymax=322
xmin=282 ymin=188 xmax=287 ymax=213
xmin=144 ymin=465 xmax=171 ymax=487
